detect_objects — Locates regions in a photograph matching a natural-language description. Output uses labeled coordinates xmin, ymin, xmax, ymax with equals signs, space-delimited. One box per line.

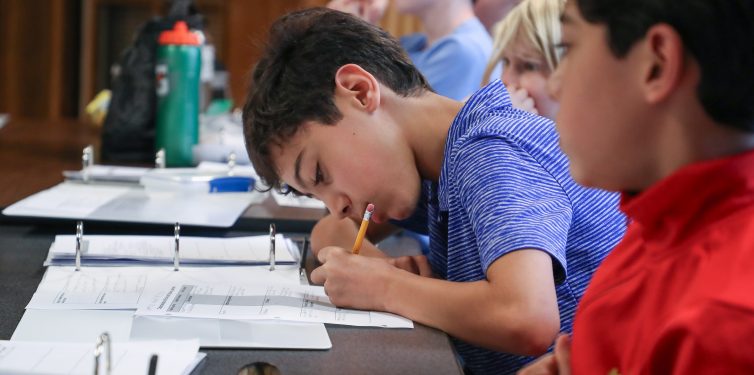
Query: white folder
xmin=2 ymin=181 xmax=267 ymax=228
xmin=12 ymin=309 xmax=331 ymax=349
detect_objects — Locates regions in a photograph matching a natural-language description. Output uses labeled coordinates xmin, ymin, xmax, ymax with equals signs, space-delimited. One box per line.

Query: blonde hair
xmin=482 ymin=0 xmax=565 ymax=84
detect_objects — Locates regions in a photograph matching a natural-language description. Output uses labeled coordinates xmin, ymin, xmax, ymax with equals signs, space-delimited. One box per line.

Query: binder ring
xmin=75 ymin=221 xmax=84 ymax=271
xmin=93 ymin=332 xmax=111 ymax=375
xmin=269 ymin=223 xmax=276 ymax=271
xmin=174 ymin=222 xmax=181 ymax=271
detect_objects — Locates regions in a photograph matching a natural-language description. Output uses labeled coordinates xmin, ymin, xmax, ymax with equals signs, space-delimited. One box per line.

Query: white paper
xmin=12 ymin=309 xmax=331 ymax=350
xmin=197 ymin=161 xmax=257 ymax=178
xmin=2 ymin=181 xmax=259 ymax=228
xmin=0 ymin=339 xmax=199 ymax=375
xmin=49 ymin=234 xmax=295 ymax=265
xmin=136 ymin=283 xmax=413 ymax=328
xmin=272 ymin=191 xmax=326 ymax=209
xmin=3 ymin=183 xmax=129 ymax=217
xmin=182 ymin=353 xmax=207 ymax=375
xmin=130 ymin=316 xmax=331 ymax=349
xmin=27 ymin=265 xmax=304 ymax=310
xmin=198 ymin=162 xmax=326 ymax=209
xmin=12 ymin=310 xmax=135 ymax=344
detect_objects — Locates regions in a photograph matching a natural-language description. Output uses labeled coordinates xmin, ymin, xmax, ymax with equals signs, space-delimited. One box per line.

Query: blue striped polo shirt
xmin=414 ymin=81 xmax=626 ymax=374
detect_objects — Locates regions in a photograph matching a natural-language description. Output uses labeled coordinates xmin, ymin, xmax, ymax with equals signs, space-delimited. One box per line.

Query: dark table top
xmin=0 ymin=219 xmax=463 ymax=375
xmin=0 ymin=119 xmax=463 ymax=374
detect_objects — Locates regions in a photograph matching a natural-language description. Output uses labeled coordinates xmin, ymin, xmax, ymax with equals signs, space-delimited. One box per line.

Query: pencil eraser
xmin=366 ymin=203 xmax=374 ymax=213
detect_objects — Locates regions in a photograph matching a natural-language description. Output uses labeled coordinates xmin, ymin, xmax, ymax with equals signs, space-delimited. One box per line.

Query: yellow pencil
xmin=352 ymin=203 xmax=374 ymax=255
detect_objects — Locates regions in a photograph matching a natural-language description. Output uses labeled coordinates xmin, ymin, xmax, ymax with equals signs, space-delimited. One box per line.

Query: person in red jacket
xmin=520 ymin=0 xmax=754 ymax=374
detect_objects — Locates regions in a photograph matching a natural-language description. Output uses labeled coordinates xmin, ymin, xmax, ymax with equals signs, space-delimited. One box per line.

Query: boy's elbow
xmin=516 ymin=328 xmax=558 ymax=357
xmin=508 ymin=313 xmax=560 ymax=356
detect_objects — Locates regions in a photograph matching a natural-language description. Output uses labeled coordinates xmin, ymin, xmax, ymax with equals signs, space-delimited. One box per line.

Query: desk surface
xmin=0 ymin=119 xmax=463 ymax=374
xmin=0 ymin=220 xmax=463 ymax=375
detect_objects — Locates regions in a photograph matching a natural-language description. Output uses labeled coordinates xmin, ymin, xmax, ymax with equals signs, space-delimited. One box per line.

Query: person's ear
xmin=641 ymin=24 xmax=686 ymax=104
xmin=334 ymin=64 xmax=381 ymax=113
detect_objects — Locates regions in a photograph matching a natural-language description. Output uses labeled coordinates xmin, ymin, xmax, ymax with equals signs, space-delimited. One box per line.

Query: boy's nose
xmin=326 ymin=194 xmax=351 ymax=220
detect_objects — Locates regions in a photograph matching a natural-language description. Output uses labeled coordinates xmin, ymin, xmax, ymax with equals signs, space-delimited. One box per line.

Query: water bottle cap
xmin=159 ymin=21 xmax=200 ymax=45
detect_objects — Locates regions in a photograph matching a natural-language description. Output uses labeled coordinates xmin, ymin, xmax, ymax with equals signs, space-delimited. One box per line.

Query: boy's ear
xmin=334 ymin=64 xmax=381 ymax=113
xmin=641 ymin=23 xmax=686 ymax=104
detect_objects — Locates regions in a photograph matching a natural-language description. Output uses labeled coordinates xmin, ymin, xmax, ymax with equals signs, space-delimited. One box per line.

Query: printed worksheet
xmin=26 ymin=265 xmax=304 ymax=310
xmin=136 ymin=283 xmax=413 ymax=328
xmin=0 ymin=339 xmax=200 ymax=375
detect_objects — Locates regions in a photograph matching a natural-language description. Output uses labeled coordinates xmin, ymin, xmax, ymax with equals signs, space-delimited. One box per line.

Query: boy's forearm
xmin=381 ymin=253 xmax=560 ymax=356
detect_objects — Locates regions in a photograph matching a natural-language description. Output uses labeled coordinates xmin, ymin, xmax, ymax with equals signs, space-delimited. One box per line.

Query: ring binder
xmin=75 ymin=221 xmax=84 ymax=271
xmin=82 ymin=146 xmax=94 ymax=183
xmin=93 ymin=332 xmax=111 ymax=375
xmin=269 ymin=223 xmax=276 ymax=271
xmin=156 ymin=149 xmax=166 ymax=169
xmin=174 ymin=222 xmax=181 ymax=271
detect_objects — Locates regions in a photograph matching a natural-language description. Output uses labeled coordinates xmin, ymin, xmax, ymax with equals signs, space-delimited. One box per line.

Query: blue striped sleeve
xmin=450 ymin=135 xmax=572 ymax=282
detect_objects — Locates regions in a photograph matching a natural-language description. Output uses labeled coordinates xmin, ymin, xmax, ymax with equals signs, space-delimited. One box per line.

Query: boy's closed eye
xmin=313 ymin=162 xmax=324 ymax=186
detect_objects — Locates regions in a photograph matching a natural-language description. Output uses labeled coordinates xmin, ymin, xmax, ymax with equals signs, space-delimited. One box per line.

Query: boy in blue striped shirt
xmin=243 ymin=8 xmax=624 ymax=375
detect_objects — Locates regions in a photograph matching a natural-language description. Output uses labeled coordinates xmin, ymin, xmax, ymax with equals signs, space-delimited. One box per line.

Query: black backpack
xmin=101 ymin=0 xmax=203 ymax=163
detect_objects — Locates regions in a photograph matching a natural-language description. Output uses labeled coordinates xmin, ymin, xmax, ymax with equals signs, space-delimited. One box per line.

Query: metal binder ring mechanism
xmin=75 ymin=221 xmax=84 ymax=271
xmin=269 ymin=223 xmax=276 ymax=271
xmin=174 ymin=222 xmax=180 ymax=271
xmin=93 ymin=332 xmax=112 ymax=375
xmin=81 ymin=145 xmax=94 ymax=183
xmin=155 ymin=148 xmax=166 ymax=169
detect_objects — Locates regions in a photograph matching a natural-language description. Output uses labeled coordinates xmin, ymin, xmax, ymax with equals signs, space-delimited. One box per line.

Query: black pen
xmin=148 ymin=354 xmax=158 ymax=375
xmin=300 ymin=237 xmax=309 ymax=269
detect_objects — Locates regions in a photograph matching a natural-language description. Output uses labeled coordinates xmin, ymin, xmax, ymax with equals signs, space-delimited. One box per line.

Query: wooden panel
xmin=0 ymin=0 xmax=79 ymax=119
xmin=0 ymin=0 xmax=423 ymax=119
xmin=226 ymin=0 xmax=312 ymax=107
xmin=0 ymin=0 xmax=20 ymax=115
xmin=60 ymin=0 xmax=81 ymax=118
xmin=224 ymin=0 xmax=422 ymax=109
xmin=79 ymin=0 xmax=97 ymax=118
xmin=15 ymin=0 xmax=52 ymax=118
xmin=49 ymin=0 xmax=65 ymax=119
xmin=381 ymin=1 xmax=422 ymax=37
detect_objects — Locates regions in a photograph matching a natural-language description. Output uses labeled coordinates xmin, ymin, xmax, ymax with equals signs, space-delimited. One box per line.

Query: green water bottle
xmin=155 ymin=21 xmax=201 ymax=167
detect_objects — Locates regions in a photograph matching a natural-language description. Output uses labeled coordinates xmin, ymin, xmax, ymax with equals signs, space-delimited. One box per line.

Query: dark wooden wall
xmin=0 ymin=0 xmax=420 ymax=120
